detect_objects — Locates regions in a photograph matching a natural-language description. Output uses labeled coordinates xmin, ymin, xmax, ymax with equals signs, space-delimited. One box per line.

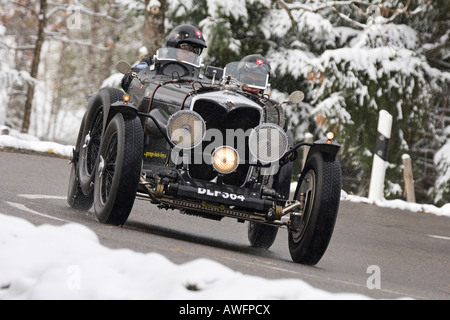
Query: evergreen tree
xmin=165 ymin=0 xmax=449 ymax=204
xmin=166 ymin=0 xmax=272 ymax=66
xmin=2 ymin=0 xmax=448 ymax=204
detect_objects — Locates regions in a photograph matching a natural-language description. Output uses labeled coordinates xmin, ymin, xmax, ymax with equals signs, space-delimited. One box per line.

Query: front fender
xmin=104 ymin=101 xmax=140 ymax=129
xmin=306 ymin=138 xmax=341 ymax=162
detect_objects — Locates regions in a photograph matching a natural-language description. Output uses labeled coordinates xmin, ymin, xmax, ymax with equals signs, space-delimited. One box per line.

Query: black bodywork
xmin=68 ymin=48 xmax=342 ymax=265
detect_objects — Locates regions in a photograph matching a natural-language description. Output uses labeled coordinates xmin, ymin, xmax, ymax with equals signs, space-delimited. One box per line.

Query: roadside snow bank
xmin=340 ymin=190 xmax=450 ymax=218
xmin=0 ymin=213 xmax=371 ymax=300
xmin=0 ymin=126 xmax=73 ymax=157
xmin=0 ymin=134 xmax=73 ymax=157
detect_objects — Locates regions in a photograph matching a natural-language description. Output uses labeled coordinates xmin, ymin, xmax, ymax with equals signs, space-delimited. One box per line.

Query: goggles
xmin=242 ymin=61 xmax=270 ymax=73
xmin=178 ymin=43 xmax=203 ymax=56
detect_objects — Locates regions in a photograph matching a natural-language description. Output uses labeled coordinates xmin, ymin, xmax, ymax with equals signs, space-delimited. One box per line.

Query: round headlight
xmin=212 ymin=146 xmax=239 ymax=174
xmin=249 ymin=123 xmax=289 ymax=163
xmin=167 ymin=110 xmax=206 ymax=149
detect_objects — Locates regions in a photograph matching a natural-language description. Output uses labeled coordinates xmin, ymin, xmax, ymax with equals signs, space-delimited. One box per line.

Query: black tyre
xmin=288 ymin=152 xmax=341 ymax=265
xmin=94 ymin=113 xmax=143 ymax=226
xmin=79 ymin=88 xmax=124 ymax=195
xmin=248 ymin=222 xmax=278 ymax=249
xmin=248 ymin=131 xmax=293 ymax=250
xmin=67 ymin=161 xmax=94 ymax=211
xmin=67 ymin=115 xmax=93 ymax=211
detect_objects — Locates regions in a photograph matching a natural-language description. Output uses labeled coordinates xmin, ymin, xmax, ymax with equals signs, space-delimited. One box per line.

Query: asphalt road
xmin=1 ymin=150 xmax=449 ymax=300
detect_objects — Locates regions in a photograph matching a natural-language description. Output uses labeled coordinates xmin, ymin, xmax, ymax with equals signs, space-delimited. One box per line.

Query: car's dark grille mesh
xmin=188 ymin=99 xmax=260 ymax=186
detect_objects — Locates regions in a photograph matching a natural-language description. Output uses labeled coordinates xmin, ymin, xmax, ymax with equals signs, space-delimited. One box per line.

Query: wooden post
xmin=402 ymin=154 xmax=416 ymax=203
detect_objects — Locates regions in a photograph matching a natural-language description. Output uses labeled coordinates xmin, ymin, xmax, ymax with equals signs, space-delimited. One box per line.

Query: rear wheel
xmin=248 ymin=131 xmax=293 ymax=250
xmin=288 ymin=152 xmax=341 ymax=265
xmin=248 ymin=222 xmax=278 ymax=249
xmin=78 ymin=88 xmax=124 ymax=195
xmin=68 ymin=116 xmax=93 ymax=211
xmin=94 ymin=113 xmax=143 ymax=226
xmin=67 ymin=160 xmax=93 ymax=211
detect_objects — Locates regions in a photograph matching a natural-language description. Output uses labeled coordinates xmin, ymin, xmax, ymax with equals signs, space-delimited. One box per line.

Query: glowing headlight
xmin=167 ymin=110 xmax=206 ymax=149
xmin=326 ymin=131 xmax=335 ymax=143
xmin=249 ymin=123 xmax=289 ymax=163
xmin=212 ymin=146 xmax=239 ymax=174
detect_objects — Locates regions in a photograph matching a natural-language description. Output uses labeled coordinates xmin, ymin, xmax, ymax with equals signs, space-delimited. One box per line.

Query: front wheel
xmin=288 ymin=152 xmax=341 ymax=265
xmin=94 ymin=113 xmax=143 ymax=226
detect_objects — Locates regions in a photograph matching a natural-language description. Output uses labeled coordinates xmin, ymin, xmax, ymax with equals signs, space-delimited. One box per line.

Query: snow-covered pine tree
xmin=410 ymin=0 xmax=450 ymax=205
xmin=264 ymin=0 xmax=449 ymax=203
xmin=165 ymin=0 xmax=449 ymax=204
xmin=167 ymin=0 xmax=272 ymax=66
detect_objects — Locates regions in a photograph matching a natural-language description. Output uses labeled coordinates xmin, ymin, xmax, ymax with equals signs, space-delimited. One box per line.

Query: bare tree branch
xmin=11 ymin=1 xmax=39 ymax=18
xmin=331 ymin=8 xmax=366 ymax=29
xmin=45 ymin=1 xmax=125 ymax=22
xmin=277 ymin=0 xmax=371 ymax=13
xmin=384 ymin=0 xmax=410 ymax=23
xmin=276 ymin=0 xmax=297 ymax=27
xmin=72 ymin=0 xmax=125 ymax=23
xmin=44 ymin=30 xmax=112 ymax=52
xmin=276 ymin=0 xmax=370 ymax=29
xmin=0 ymin=42 xmax=35 ymax=51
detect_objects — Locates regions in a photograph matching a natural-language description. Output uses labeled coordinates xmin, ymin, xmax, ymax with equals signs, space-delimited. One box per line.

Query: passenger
xmin=238 ymin=54 xmax=271 ymax=96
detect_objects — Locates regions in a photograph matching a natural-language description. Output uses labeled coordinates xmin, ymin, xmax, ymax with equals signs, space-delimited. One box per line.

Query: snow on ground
xmin=340 ymin=190 xmax=450 ymax=218
xmin=0 ymin=127 xmax=446 ymax=300
xmin=0 ymin=213 xmax=373 ymax=300
xmin=0 ymin=126 xmax=73 ymax=157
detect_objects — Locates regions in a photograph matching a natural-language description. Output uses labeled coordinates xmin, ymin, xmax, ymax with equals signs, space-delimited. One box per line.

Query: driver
xmin=121 ymin=24 xmax=207 ymax=92
xmin=238 ymin=54 xmax=271 ymax=96
xmin=166 ymin=24 xmax=207 ymax=56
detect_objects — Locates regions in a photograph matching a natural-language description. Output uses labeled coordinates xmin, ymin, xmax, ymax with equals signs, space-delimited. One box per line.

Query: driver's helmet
xmin=166 ymin=24 xmax=207 ymax=56
xmin=239 ymin=54 xmax=271 ymax=92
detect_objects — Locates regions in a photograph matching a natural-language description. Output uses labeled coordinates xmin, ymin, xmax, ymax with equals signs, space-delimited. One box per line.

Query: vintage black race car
xmin=67 ymin=47 xmax=342 ymax=265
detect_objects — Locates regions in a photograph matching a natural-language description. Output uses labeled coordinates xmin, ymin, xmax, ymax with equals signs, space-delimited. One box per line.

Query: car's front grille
xmin=188 ymin=99 xmax=261 ymax=186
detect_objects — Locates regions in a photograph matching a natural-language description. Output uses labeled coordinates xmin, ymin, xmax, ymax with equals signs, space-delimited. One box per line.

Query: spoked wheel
xmin=94 ymin=113 xmax=143 ymax=226
xmin=78 ymin=88 xmax=124 ymax=195
xmin=288 ymin=152 xmax=341 ymax=265
xmin=85 ymin=108 xmax=103 ymax=177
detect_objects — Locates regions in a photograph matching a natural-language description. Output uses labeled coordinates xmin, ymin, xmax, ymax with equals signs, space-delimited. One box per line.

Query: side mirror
xmin=289 ymin=91 xmax=305 ymax=104
xmin=206 ymin=66 xmax=224 ymax=83
xmin=278 ymin=91 xmax=305 ymax=108
xmin=116 ymin=60 xmax=131 ymax=74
